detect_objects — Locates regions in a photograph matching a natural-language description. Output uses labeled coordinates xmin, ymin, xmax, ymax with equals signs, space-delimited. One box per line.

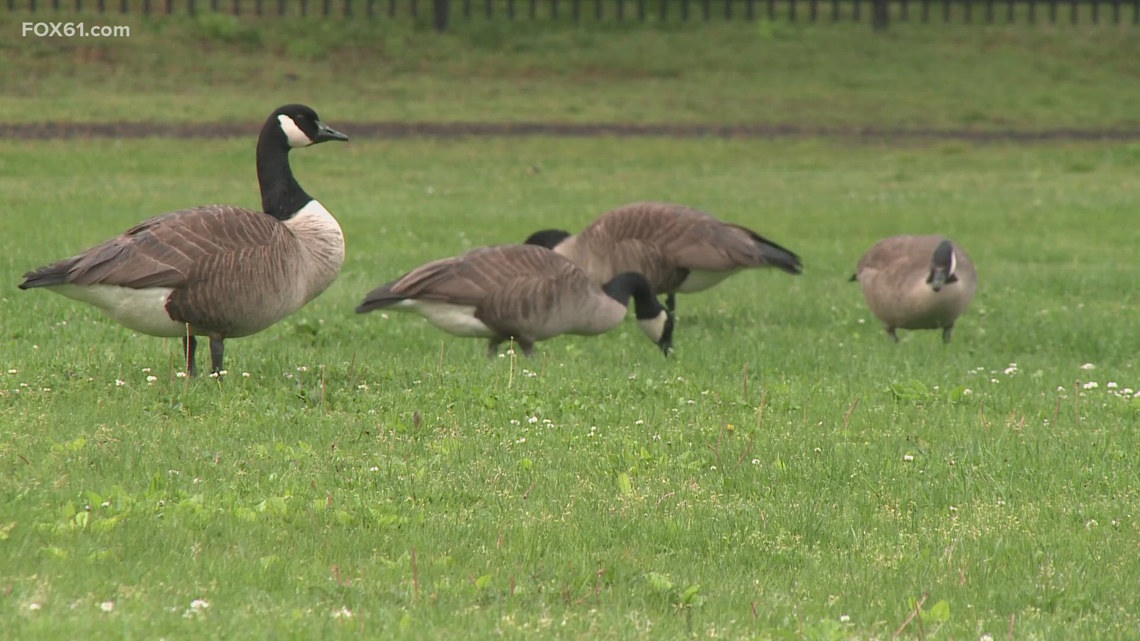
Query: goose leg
xmin=183 ymin=335 xmax=198 ymax=377
xmin=886 ymin=327 xmax=899 ymax=343
xmin=486 ymin=338 xmax=502 ymax=358
xmin=519 ymin=338 xmax=536 ymax=357
xmin=665 ymin=293 xmax=677 ymax=314
xmin=209 ymin=336 xmax=225 ymax=376
xmin=942 ymin=324 xmax=955 ymax=344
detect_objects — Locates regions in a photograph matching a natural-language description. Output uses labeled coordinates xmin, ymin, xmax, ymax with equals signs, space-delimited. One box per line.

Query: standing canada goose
xmin=850 ymin=235 xmax=977 ymax=343
xmin=523 ymin=201 xmax=803 ymax=314
xmin=355 ymin=244 xmax=675 ymax=357
xmin=19 ymin=104 xmax=348 ymax=376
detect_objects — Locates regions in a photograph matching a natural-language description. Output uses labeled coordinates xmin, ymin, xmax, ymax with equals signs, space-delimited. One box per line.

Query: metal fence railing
xmin=6 ymin=0 xmax=1138 ymax=29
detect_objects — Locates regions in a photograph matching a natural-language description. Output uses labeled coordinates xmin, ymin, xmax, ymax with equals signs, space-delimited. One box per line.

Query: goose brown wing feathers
xmin=20 ymin=205 xmax=292 ymax=290
xmin=359 ymin=245 xmax=578 ymax=311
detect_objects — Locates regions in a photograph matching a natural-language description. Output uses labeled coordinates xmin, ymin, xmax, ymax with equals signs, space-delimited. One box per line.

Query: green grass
xmin=2 ymin=135 xmax=1140 ymax=639
xmin=4 ymin=13 xmax=1140 ymax=639
xmin=2 ymin=10 xmax=1140 ymax=129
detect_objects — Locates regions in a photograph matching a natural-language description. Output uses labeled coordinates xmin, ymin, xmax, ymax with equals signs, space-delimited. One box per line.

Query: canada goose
xmin=850 ymin=235 xmax=977 ymax=343
xmin=19 ymin=104 xmax=348 ymax=376
xmin=355 ymin=244 xmax=675 ymax=357
xmin=523 ymin=201 xmax=803 ymax=314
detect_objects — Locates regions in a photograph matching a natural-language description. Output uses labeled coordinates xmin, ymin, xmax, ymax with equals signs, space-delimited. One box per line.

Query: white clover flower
xmin=516 ymin=437 xmax=526 ymax=444
xmin=190 ymin=599 xmax=209 ymax=610
xmin=142 ymin=367 xmax=151 ymax=373
xmin=7 ymin=369 xmax=17 ymax=374
xmin=176 ymin=372 xmax=187 ymax=378
xmin=100 ymin=601 xmax=115 ymax=612
xmin=332 ymin=606 xmax=353 ymax=619
xmin=296 ymin=366 xmax=308 ymax=372
xmin=1082 ymin=382 xmax=1099 ymax=390
xmin=28 ymin=602 xmax=41 ymax=611
xmin=634 ymin=419 xmax=644 ymax=426
xmin=115 ymin=379 xmax=126 ymax=387
xmin=1107 ymin=382 xmax=1118 ymax=389
xmin=527 ymin=416 xmax=538 ymax=424
xmin=839 ymin=614 xmax=851 ymax=623
xmin=509 ymin=419 xmax=520 ymax=426
xmin=903 ymin=454 xmax=915 ymax=462
xmin=1080 ymin=363 xmax=1095 ymax=370
xmin=242 ymin=372 xmax=250 ymax=378
xmin=146 ymin=376 xmax=158 ymax=383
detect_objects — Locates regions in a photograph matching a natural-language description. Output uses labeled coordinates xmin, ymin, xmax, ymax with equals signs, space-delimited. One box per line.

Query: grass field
xmin=2 ymin=11 xmax=1140 ymax=129
xmin=3 ymin=12 xmax=1140 ymax=641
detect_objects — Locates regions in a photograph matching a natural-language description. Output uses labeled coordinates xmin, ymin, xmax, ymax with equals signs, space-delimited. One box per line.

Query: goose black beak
xmin=928 ymin=268 xmax=948 ymax=292
xmin=314 ymin=121 xmax=349 ymax=143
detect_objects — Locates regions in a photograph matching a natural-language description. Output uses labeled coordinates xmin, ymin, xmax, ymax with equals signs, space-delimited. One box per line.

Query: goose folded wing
xmin=29 ymin=206 xmax=288 ymax=290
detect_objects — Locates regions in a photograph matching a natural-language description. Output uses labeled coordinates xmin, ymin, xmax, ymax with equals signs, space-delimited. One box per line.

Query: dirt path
xmin=3 ymin=121 xmax=1140 ymax=142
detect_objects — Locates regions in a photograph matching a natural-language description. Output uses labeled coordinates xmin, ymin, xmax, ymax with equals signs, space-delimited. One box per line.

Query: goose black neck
xmin=603 ymin=272 xmax=664 ymax=320
xmin=256 ymin=121 xmax=312 ymax=220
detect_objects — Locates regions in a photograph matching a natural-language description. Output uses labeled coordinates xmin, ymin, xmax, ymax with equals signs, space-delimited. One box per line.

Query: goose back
xmin=21 ymin=202 xmax=344 ymax=338
xmin=358 ymin=245 xmax=630 ymax=343
xmin=549 ymin=202 xmax=802 ymax=294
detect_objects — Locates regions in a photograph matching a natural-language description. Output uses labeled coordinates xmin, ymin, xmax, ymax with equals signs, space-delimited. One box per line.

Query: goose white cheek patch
xmin=278 ymin=114 xmax=312 ymax=148
xmin=948 ymin=250 xmax=957 ymax=278
xmin=637 ymin=311 xmax=669 ymax=342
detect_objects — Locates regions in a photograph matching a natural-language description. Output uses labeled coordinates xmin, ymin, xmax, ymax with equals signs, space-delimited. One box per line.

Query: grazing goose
xmin=355 ymin=244 xmax=675 ymax=357
xmin=850 ymin=235 xmax=977 ymax=343
xmin=524 ymin=201 xmax=803 ymax=314
xmin=19 ymin=104 xmax=348 ymax=376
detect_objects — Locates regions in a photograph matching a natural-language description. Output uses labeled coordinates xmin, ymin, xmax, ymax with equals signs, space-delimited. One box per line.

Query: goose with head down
xmin=356 ymin=244 xmax=675 ymax=357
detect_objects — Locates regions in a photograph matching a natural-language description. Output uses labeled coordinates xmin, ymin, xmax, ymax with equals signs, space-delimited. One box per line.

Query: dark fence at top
xmin=5 ymin=0 xmax=1139 ymax=30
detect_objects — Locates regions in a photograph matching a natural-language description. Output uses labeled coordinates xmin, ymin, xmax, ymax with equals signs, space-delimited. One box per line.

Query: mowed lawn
xmin=1 ymin=134 xmax=1138 ymax=639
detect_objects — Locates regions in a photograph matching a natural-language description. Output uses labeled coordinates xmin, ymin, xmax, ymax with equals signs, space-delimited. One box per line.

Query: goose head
xmin=524 ymin=229 xmax=572 ymax=250
xmin=272 ymin=104 xmax=349 ymax=148
xmin=926 ymin=239 xmax=959 ymax=293
xmin=603 ymin=272 xmax=675 ymax=356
